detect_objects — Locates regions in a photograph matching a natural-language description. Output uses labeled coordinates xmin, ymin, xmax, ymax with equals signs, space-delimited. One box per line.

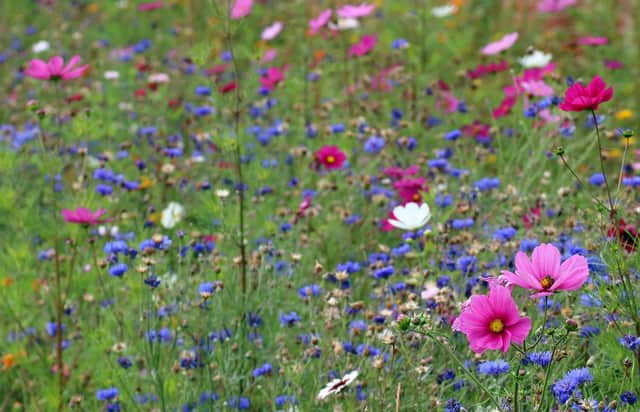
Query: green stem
xmin=426 ymin=332 xmax=502 ymax=410
xmin=591 ymin=109 xmax=614 ymax=215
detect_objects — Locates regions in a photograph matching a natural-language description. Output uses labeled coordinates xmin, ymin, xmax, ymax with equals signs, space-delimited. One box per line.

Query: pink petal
xmin=531 ymin=243 xmax=561 ymax=278
xmin=48 ymin=56 xmax=64 ymax=74
xmin=551 ymin=254 xmax=589 ymax=292
xmin=25 ymin=59 xmax=51 ymax=79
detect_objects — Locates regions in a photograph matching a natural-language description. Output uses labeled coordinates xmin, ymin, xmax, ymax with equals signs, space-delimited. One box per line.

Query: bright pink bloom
xmin=578 ymin=36 xmax=608 ymax=46
xmin=537 ymin=0 xmax=576 ymax=13
xmin=559 ymin=76 xmax=613 ymax=112
xmin=309 ymin=9 xmax=332 ymax=33
xmin=500 ymin=244 xmax=589 ymax=299
xmin=452 ymin=285 xmax=531 ymax=354
xmin=492 ymin=95 xmax=517 ymax=118
xmin=260 ymin=66 xmax=286 ymax=90
xmin=604 ymin=59 xmax=623 ymax=70
xmin=383 ymin=165 xmax=419 ymax=180
xmin=315 ymin=146 xmax=346 ymax=170
xmin=25 ymin=55 xmax=88 ymax=81
xmin=337 ymin=3 xmax=376 ymax=18
xmin=466 ymin=60 xmax=509 ymax=79
xmin=231 ymin=0 xmax=253 ymax=19
xmin=261 ymin=21 xmax=282 ymax=41
xmin=138 ymin=1 xmax=164 ymax=11
xmin=349 ymin=34 xmax=377 ymax=58
xmin=62 ymin=208 xmax=110 ymax=225
xmin=393 ymin=177 xmax=427 ymax=203
xmin=481 ymin=32 xmax=518 ymax=55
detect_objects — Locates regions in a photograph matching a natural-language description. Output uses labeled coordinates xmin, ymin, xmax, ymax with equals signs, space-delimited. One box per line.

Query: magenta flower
xmin=537 ymin=0 xmax=576 ymax=13
xmin=138 ymin=1 xmax=164 ymax=11
xmin=481 ymin=32 xmax=519 ymax=55
xmin=500 ymin=244 xmax=589 ymax=299
xmin=578 ymin=36 xmax=608 ymax=46
xmin=62 ymin=208 xmax=110 ymax=225
xmin=25 ymin=55 xmax=88 ymax=81
xmin=349 ymin=34 xmax=377 ymax=58
xmin=558 ymin=76 xmax=613 ymax=112
xmin=230 ymin=0 xmax=253 ymax=19
xmin=337 ymin=3 xmax=376 ymax=18
xmin=452 ymin=285 xmax=531 ymax=354
xmin=315 ymin=145 xmax=346 ymax=170
xmin=259 ymin=66 xmax=286 ymax=91
xmin=309 ymin=9 xmax=332 ymax=34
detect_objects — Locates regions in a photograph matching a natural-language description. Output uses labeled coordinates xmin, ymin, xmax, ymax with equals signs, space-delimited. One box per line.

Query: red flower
xmin=559 ymin=76 xmax=613 ymax=112
xmin=219 ymin=81 xmax=237 ymax=94
xmin=608 ymin=219 xmax=638 ymax=252
xmin=393 ymin=178 xmax=428 ymax=203
xmin=315 ymin=146 xmax=346 ymax=170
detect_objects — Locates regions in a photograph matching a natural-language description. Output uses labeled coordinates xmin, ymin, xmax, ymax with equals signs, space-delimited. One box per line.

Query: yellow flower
xmin=615 ymin=109 xmax=633 ymax=120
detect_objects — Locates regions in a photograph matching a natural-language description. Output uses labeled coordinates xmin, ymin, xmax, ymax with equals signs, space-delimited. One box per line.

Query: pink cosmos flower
xmin=138 ymin=1 xmax=164 ymax=11
xmin=315 ymin=146 xmax=346 ymax=170
xmin=349 ymin=34 xmax=377 ymax=58
xmin=558 ymin=76 xmax=613 ymax=112
xmin=260 ymin=49 xmax=277 ymax=64
xmin=337 ymin=3 xmax=376 ymax=18
xmin=25 ymin=55 xmax=88 ymax=81
xmin=452 ymin=285 xmax=531 ymax=354
xmin=500 ymin=244 xmax=589 ymax=299
xmin=259 ymin=66 xmax=287 ymax=90
xmin=231 ymin=0 xmax=253 ymax=19
xmin=578 ymin=36 xmax=608 ymax=46
xmin=383 ymin=165 xmax=419 ymax=180
xmin=481 ymin=32 xmax=518 ymax=55
xmin=309 ymin=9 xmax=332 ymax=33
xmin=604 ymin=59 xmax=623 ymax=70
xmin=261 ymin=21 xmax=283 ymax=41
xmin=537 ymin=0 xmax=576 ymax=13
xmin=393 ymin=177 xmax=427 ymax=203
xmin=62 ymin=208 xmax=110 ymax=225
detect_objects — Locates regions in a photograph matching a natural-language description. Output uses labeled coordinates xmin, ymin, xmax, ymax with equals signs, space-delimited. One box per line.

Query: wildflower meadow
xmin=2 ymin=0 xmax=640 ymax=411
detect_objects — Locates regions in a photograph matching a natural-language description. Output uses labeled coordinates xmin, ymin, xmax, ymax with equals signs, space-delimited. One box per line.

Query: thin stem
xmin=54 ymin=238 xmax=64 ymax=412
xmin=616 ymin=136 xmax=630 ymax=194
xmin=426 ymin=332 xmax=502 ymax=410
xmin=591 ymin=109 xmax=614 ymax=215
xmin=558 ymin=153 xmax=609 ymax=212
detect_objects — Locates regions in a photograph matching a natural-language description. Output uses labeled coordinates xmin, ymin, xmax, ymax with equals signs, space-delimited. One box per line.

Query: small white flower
xmin=316 ymin=370 xmax=359 ymax=400
xmin=32 ymin=40 xmax=50 ymax=54
xmin=388 ymin=202 xmax=431 ymax=231
xmin=104 ymin=70 xmax=120 ymax=80
xmin=328 ymin=17 xmax=360 ymax=31
xmin=431 ymin=4 xmax=457 ymax=18
xmin=161 ymin=202 xmax=185 ymax=229
xmin=148 ymin=73 xmax=170 ymax=83
xmin=216 ymin=189 xmax=230 ymax=198
xmin=518 ymin=50 xmax=552 ymax=68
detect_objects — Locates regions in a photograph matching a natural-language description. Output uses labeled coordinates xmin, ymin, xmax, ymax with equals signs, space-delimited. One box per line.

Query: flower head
xmin=315 ymin=146 xmax=346 ymax=170
xmin=317 ymin=370 xmax=359 ymax=400
xmin=452 ymin=285 xmax=531 ymax=354
xmin=62 ymin=208 xmax=109 ymax=225
xmin=500 ymin=243 xmax=589 ymax=298
xmin=25 ymin=55 xmax=88 ymax=81
xmin=387 ymin=202 xmax=431 ymax=231
xmin=481 ymin=32 xmax=518 ymax=55
xmin=309 ymin=9 xmax=332 ymax=33
xmin=261 ymin=21 xmax=282 ymax=41
xmin=231 ymin=0 xmax=253 ymax=19
xmin=161 ymin=202 xmax=185 ymax=229
xmin=349 ymin=34 xmax=378 ymax=58
xmin=558 ymin=76 xmax=613 ymax=112
xmin=337 ymin=3 xmax=375 ymax=18
xmin=537 ymin=0 xmax=576 ymax=13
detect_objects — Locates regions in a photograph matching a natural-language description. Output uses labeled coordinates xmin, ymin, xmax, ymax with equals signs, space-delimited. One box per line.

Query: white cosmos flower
xmin=388 ymin=202 xmax=431 ymax=231
xmin=32 ymin=40 xmax=50 ymax=54
xmin=518 ymin=50 xmax=552 ymax=68
xmin=431 ymin=4 xmax=457 ymax=18
xmin=328 ymin=17 xmax=359 ymax=31
xmin=316 ymin=370 xmax=359 ymax=400
xmin=161 ymin=202 xmax=185 ymax=229
xmin=104 ymin=70 xmax=120 ymax=80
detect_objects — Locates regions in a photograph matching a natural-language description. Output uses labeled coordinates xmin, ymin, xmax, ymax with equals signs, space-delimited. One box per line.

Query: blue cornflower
xmin=227 ymin=397 xmax=250 ymax=410
xmin=109 ymin=263 xmax=128 ymax=277
xmin=493 ymin=227 xmax=517 ymax=242
xmin=580 ymin=325 xmax=600 ymax=338
xmin=551 ymin=368 xmax=593 ymax=404
xmin=588 ymin=173 xmax=605 ymax=186
xmin=391 ymin=243 xmax=411 ymax=256
xmin=252 ymin=363 xmax=273 ymax=378
xmin=444 ymin=129 xmax=461 ymax=141
xmin=96 ymin=184 xmax=113 ymax=196
xmin=374 ymin=266 xmax=395 ymax=279
xmin=444 ymin=398 xmax=462 ymax=412
xmin=619 ymin=335 xmax=640 ymax=351
xmin=349 ymin=320 xmax=368 ymax=335
xmin=621 ymin=391 xmax=638 ymax=405
xmin=473 ymin=177 xmax=500 ymax=191
xmin=199 ymin=282 xmax=215 ymax=298
xmin=437 ymin=369 xmax=455 ymax=383
xmin=364 ymin=136 xmax=385 ymax=154
xmin=298 ymin=284 xmax=322 ymax=298
xmin=279 ymin=312 xmax=301 ymax=327
xmin=523 ymin=351 xmax=552 ymax=367
xmin=97 ymin=387 xmax=119 ymax=401
xmin=477 ymin=360 xmax=510 ymax=376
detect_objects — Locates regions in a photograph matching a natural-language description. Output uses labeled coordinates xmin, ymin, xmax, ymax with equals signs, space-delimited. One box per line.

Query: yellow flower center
xmin=412 ymin=193 xmax=420 ymax=201
xmin=489 ymin=319 xmax=504 ymax=333
xmin=540 ymin=275 xmax=554 ymax=290
xmin=326 ymin=155 xmax=335 ymax=164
